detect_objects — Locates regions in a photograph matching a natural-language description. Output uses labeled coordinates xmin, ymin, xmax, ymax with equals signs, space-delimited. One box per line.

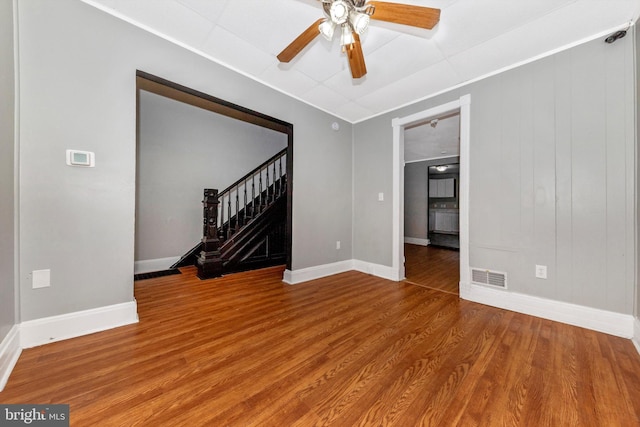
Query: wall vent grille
xmin=471 ymin=268 xmax=507 ymax=288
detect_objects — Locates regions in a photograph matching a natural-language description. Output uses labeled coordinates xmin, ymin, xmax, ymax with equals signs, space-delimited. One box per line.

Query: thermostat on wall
xmin=66 ymin=149 xmax=95 ymax=167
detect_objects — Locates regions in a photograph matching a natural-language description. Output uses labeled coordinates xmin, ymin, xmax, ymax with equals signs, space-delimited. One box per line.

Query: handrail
xmin=197 ymin=147 xmax=288 ymax=278
xmin=215 ymin=148 xmax=287 ymax=241
xmin=218 ymin=147 xmax=287 ymax=197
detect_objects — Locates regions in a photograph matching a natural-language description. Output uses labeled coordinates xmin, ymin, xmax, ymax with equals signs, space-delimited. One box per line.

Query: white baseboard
xmin=633 ymin=317 xmax=640 ymax=355
xmin=0 ymin=325 xmax=22 ymax=392
xmin=352 ymin=259 xmax=402 ymax=281
xmin=134 ymin=256 xmax=181 ymax=274
xmin=20 ymin=301 xmax=139 ymax=349
xmin=283 ymin=259 xmax=401 ymax=285
xmin=460 ymin=282 xmax=634 ymax=339
xmin=283 ymin=260 xmax=354 ymax=285
xmin=404 ymin=237 xmax=430 ymax=246
xmin=282 ymin=263 xmax=636 ymax=341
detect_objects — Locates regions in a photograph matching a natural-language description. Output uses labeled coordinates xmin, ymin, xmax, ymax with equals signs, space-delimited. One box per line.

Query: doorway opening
xmin=134 ymin=71 xmax=293 ymax=279
xmin=392 ymin=95 xmax=470 ymax=293
xmin=426 ymin=163 xmax=460 ymax=249
xmin=403 ymin=111 xmax=460 ymax=293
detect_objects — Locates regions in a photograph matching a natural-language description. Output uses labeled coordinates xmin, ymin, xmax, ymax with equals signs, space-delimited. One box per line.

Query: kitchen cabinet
xmin=433 ymin=210 xmax=459 ymax=233
xmin=429 ymin=178 xmax=455 ymax=198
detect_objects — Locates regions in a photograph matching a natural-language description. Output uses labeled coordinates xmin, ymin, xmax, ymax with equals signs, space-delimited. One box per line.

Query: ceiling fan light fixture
xmin=277 ymin=1 xmax=441 ymax=79
xmin=319 ymin=20 xmax=336 ymax=40
xmin=330 ymin=1 xmax=350 ymax=24
xmin=340 ymin=24 xmax=355 ymax=46
xmin=349 ymin=11 xmax=370 ymax=34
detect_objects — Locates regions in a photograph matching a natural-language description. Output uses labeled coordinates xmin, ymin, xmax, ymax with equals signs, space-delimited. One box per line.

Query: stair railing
xmin=216 ymin=148 xmax=287 ymax=242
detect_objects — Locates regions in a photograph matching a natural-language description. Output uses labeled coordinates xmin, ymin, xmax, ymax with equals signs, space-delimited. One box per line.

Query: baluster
xmin=225 ymin=193 xmax=229 ymax=235
xmin=266 ymin=164 xmax=270 ymax=204
xmin=259 ymin=167 xmax=263 ymax=212
xmin=235 ymin=185 xmax=240 ymax=227
xmin=251 ymin=175 xmax=256 ymax=216
xmin=272 ymin=160 xmax=277 ymax=200
xmin=227 ymin=193 xmax=232 ymax=238
xmin=279 ymin=156 xmax=283 ymax=196
xmin=243 ymin=179 xmax=247 ymax=223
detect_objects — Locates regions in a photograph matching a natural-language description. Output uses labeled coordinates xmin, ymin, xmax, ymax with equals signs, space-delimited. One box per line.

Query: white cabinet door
xmin=434 ymin=211 xmax=460 ymax=232
xmin=443 ymin=179 xmax=455 ymax=197
xmin=434 ymin=212 xmax=447 ymax=231
xmin=450 ymin=212 xmax=459 ymax=232
xmin=429 ymin=178 xmax=455 ymax=198
xmin=429 ymin=179 xmax=438 ymax=197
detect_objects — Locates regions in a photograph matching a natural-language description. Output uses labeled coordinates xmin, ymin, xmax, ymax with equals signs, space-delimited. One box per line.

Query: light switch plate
xmin=32 ymin=269 xmax=51 ymax=289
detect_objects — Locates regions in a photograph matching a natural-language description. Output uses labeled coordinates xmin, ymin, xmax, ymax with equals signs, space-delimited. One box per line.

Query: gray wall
xmin=136 ymin=91 xmax=287 ymax=262
xmin=16 ymin=0 xmax=352 ymax=321
xmin=355 ymin=33 xmax=635 ymax=314
xmin=404 ymin=162 xmax=429 ymax=241
xmin=0 ymin=0 xmax=16 ymax=337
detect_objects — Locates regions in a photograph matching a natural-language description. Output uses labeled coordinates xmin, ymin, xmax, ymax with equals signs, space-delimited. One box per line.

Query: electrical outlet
xmin=535 ymin=265 xmax=547 ymax=279
xmin=336 ymin=241 xmax=341 ymax=250
xmin=378 ymin=192 xmax=384 ymax=201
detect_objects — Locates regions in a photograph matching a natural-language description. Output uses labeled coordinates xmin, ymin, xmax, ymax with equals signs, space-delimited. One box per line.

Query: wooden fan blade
xmin=369 ymin=1 xmax=440 ymax=30
xmin=277 ymin=18 xmax=324 ymax=63
xmin=346 ymin=33 xmax=367 ymax=79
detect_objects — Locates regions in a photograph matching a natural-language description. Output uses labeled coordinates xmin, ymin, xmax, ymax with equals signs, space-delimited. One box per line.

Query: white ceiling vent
xmin=471 ymin=268 xmax=507 ymax=288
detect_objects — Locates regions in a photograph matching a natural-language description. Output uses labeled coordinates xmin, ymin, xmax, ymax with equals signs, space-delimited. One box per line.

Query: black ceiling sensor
xmin=605 ymin=30 xmax=626 ymax=43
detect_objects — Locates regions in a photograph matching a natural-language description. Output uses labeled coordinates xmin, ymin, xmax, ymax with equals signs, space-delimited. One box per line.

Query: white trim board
xmin=284 ymin=259 xmax=638 ymax=342
xmin=404 ymin=237 xmax=430 ymax=246
xmin=20 ymin=301 xmax=139 ymax=349
xmin=633 ymin=317 xmax=640 ymax=355
xmin=392 ymin=94 xmax=471 ymax=288
xmin=134 ymin=256 xmax=180 ymax=274
xmin=0 ymin=325 xmax=21 ymax=392
xmin=460 ymin=282 xmax=635 ymax=339
xmin=283 ymin=259 xmax=402 ymax=285
xmin=352 ymin=260 xmax=400 ymax=281
xmin=283 ymin=260 xmax=353 ymax=285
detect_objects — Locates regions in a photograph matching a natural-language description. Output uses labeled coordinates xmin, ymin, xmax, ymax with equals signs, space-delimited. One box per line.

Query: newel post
xmin=197 ymin=188 xmax=223 ymax=279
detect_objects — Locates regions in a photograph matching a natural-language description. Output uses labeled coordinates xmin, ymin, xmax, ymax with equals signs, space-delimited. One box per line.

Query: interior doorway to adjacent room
xmin=403 ymin=112 xmax=460 ymax=294
xmin=392 ymin=94 xmax=471 ymax=294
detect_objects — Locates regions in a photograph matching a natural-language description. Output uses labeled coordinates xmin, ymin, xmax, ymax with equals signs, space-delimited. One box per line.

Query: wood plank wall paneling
xmin=459 ymin=37 xmax=635 ymax=314
xmin=1 ymin=261 xmax=640 ymax=425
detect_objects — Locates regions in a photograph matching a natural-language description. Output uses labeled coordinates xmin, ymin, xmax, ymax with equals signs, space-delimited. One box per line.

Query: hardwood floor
xmin=2 ymin=265 xmax=640 ymax=426
xmin=404 ymin=243 xmax=459 ymax=295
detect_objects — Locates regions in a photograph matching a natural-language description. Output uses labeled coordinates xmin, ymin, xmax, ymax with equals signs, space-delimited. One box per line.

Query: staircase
xmin=173 ymin=148 xmax=288 ymax=279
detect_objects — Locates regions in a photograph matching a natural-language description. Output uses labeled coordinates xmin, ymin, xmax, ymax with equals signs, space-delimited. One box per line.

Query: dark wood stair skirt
xmin=134 ymin=269 xmax=182 ymax=281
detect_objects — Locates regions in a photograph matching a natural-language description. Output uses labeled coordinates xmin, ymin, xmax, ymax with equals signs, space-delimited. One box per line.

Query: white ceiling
xmin=405 ymin=112 xmax=459 ymax=162
xmin=84 ymin=0 xmax=640 ymax=123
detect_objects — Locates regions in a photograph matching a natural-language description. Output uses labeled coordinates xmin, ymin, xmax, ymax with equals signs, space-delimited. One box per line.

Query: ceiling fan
xmin=277 ymin=1 xmax=441 ymax=79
